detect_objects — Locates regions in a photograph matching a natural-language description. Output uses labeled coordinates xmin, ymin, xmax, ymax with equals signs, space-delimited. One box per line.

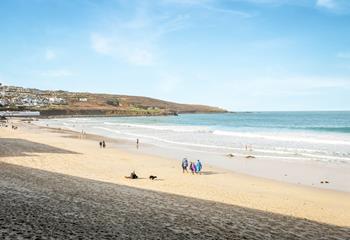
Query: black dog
xmin=149 ymin=175 xmax=157 ymax=180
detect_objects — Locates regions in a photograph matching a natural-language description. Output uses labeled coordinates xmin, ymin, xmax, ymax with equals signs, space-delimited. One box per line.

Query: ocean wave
xmin=305 ymin=127 xmax=350 ymax=133
xmin=212 ymin=130 xmax=350 ymax=146
xmin=58 ymin=118 xmax=90 ymax=122
xmin=94 ymin=126 xmax=122 ymax=134
xmin=102 ymin=122 xmax=350 ymax=146
xmin=94 ymin=126 xmax=350 ymax=163
xmin=96 ymin=126 xmax=242 ymax=150
xmin=103 ymin=122 xmax=212 ymax=133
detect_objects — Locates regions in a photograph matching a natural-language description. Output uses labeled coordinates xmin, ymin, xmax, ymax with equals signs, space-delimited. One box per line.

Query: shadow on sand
xmin=0 ymin=138 xmax=79 ymax=157
xmin=0 ymin=162 xmax=349 ymax=239
xmin=199 ymin=170 xmax=222 ymax=176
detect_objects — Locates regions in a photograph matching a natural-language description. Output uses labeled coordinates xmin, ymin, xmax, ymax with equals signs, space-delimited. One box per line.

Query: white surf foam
xmin=37 ymin=119 xmax=350 ymax=164
xmin=103 ymin=122 xmax=212 ymax=133
xmin=94 ymin=126 xmax=350 ymax=163
xmin=213 ymin=130 xmax=350 ymax=146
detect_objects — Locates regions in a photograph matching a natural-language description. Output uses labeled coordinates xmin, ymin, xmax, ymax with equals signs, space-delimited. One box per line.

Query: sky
xmin=0 ymin=0 xmax=350 ymax=111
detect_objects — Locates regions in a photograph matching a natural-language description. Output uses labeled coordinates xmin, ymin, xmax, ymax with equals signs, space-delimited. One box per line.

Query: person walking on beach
xmin=182 ymin=158 xmax=189 ymax=173
xmin=190 ymin=162 xmax=196 ymax=174
xmin=102 ymin=141 xmax=106 ymax=148
xmin=136 ymin=138 xmax=139 ymax=149
xmin=196 ymin=160 xmax=202 ymax=174
xmin=99 ymin=141 xmax=102 ymax=148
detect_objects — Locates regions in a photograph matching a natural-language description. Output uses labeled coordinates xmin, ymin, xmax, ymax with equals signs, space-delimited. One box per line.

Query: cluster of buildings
xmin=0 ymin=83 xmax=67 ymax=108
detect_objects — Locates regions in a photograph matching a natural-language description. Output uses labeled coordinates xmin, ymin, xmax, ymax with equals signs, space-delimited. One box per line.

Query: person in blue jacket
xmin=196 ymin=160 xmax=202 ymax=174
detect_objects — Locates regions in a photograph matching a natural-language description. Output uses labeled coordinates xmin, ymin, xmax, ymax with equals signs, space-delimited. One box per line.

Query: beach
xmin=0 ymin=119 xmax=350 ymax=239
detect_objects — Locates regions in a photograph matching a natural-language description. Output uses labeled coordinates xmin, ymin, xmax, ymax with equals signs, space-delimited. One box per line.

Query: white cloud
xmin=91 ymin=33 xmax=155 ymax=66
xmin=161 ymin=0 xmax=210 ymax=5
xmin=45 ymin=49 xmax=56 ymax=60
xmin=40 ymin=69 xmax=73 ymax=77
xmin=337 ymin=52 xmax=350 ymax=59
xmin=90 ymin=3 xmax=193 ymax=66
xmin=232 ymin=0 xmax=350 ymax=12
xmin=90 ymin=0 xmax=255 ymax=66
xmin=91 ymin=34 xmax=112 ymax=55
xmin=316 ymin=0 xmax=336 ymax=9
xmin=202 ymin=5 xmax=253 ymax=17
xmin=227 ymin=0 xmax=311 ymax=7
xmin=162 ymin=0 xmax=252 ymax=17
xmin=315 ymin=0 xmax=350 ymax=11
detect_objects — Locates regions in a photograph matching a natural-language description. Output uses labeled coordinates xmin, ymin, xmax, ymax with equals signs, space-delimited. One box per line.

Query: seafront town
xmin=0 ymin=83 xmax=66 ymax=108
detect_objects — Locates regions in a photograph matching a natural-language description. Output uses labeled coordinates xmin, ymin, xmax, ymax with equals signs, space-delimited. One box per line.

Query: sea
xmin=37 ymin=111 xmax=350 ymax=191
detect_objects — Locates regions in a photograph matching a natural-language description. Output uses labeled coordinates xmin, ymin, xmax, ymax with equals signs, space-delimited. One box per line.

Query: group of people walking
xmin=99 ymin=140 xmax=106 ymax=148
xmin=181 ymin=158 xmax=202 ymax=174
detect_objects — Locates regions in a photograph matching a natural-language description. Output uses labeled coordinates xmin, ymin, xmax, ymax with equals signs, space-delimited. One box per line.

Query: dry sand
xmin=0 ymin=119 xmax=350 ymax=239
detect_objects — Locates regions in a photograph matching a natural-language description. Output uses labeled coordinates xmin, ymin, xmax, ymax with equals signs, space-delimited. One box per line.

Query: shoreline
xmin=0 ymin=109 xmax=228 ymax=119
xmin=36 ymin=111 xmax=229 ymax=119
xmin=1 ymin=119 xmax=350 ymax=227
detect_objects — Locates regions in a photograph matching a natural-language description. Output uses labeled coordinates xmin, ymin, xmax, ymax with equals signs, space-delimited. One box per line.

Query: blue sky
xmin=1 ymin=0 xmax=350 ymax=111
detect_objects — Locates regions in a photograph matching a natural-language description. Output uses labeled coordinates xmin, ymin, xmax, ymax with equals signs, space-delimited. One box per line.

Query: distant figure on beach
xmin=190 ymin=162 xmax=196 ymax=174
xmin=80 ymin=130 xmax=86 ymax=139
xmin=149 ymin=175 xmax=157 ymax=180
xmin=182 ymin=158 xmax=189 ymax=173
xmin=196 ymin=160 xmax=202 ymax=174
xmin=125 ymin=171 xmax=138 ymax=179
xmin=245 ymin=144 xmax=253 ymax=152
xmin=99 ymin=141 xmax=102 ymax=148
xmin=136 ymin=138 xmax=139 ymax=149
xmin=131 ymin=171 xmax=138 ymax=179
xmin=102 ymin=141 xmax=106 ymax=148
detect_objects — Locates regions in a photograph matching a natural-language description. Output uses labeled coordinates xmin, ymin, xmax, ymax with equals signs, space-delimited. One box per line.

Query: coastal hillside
xmin=0 ymin=84 xmax=226 ymax=116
